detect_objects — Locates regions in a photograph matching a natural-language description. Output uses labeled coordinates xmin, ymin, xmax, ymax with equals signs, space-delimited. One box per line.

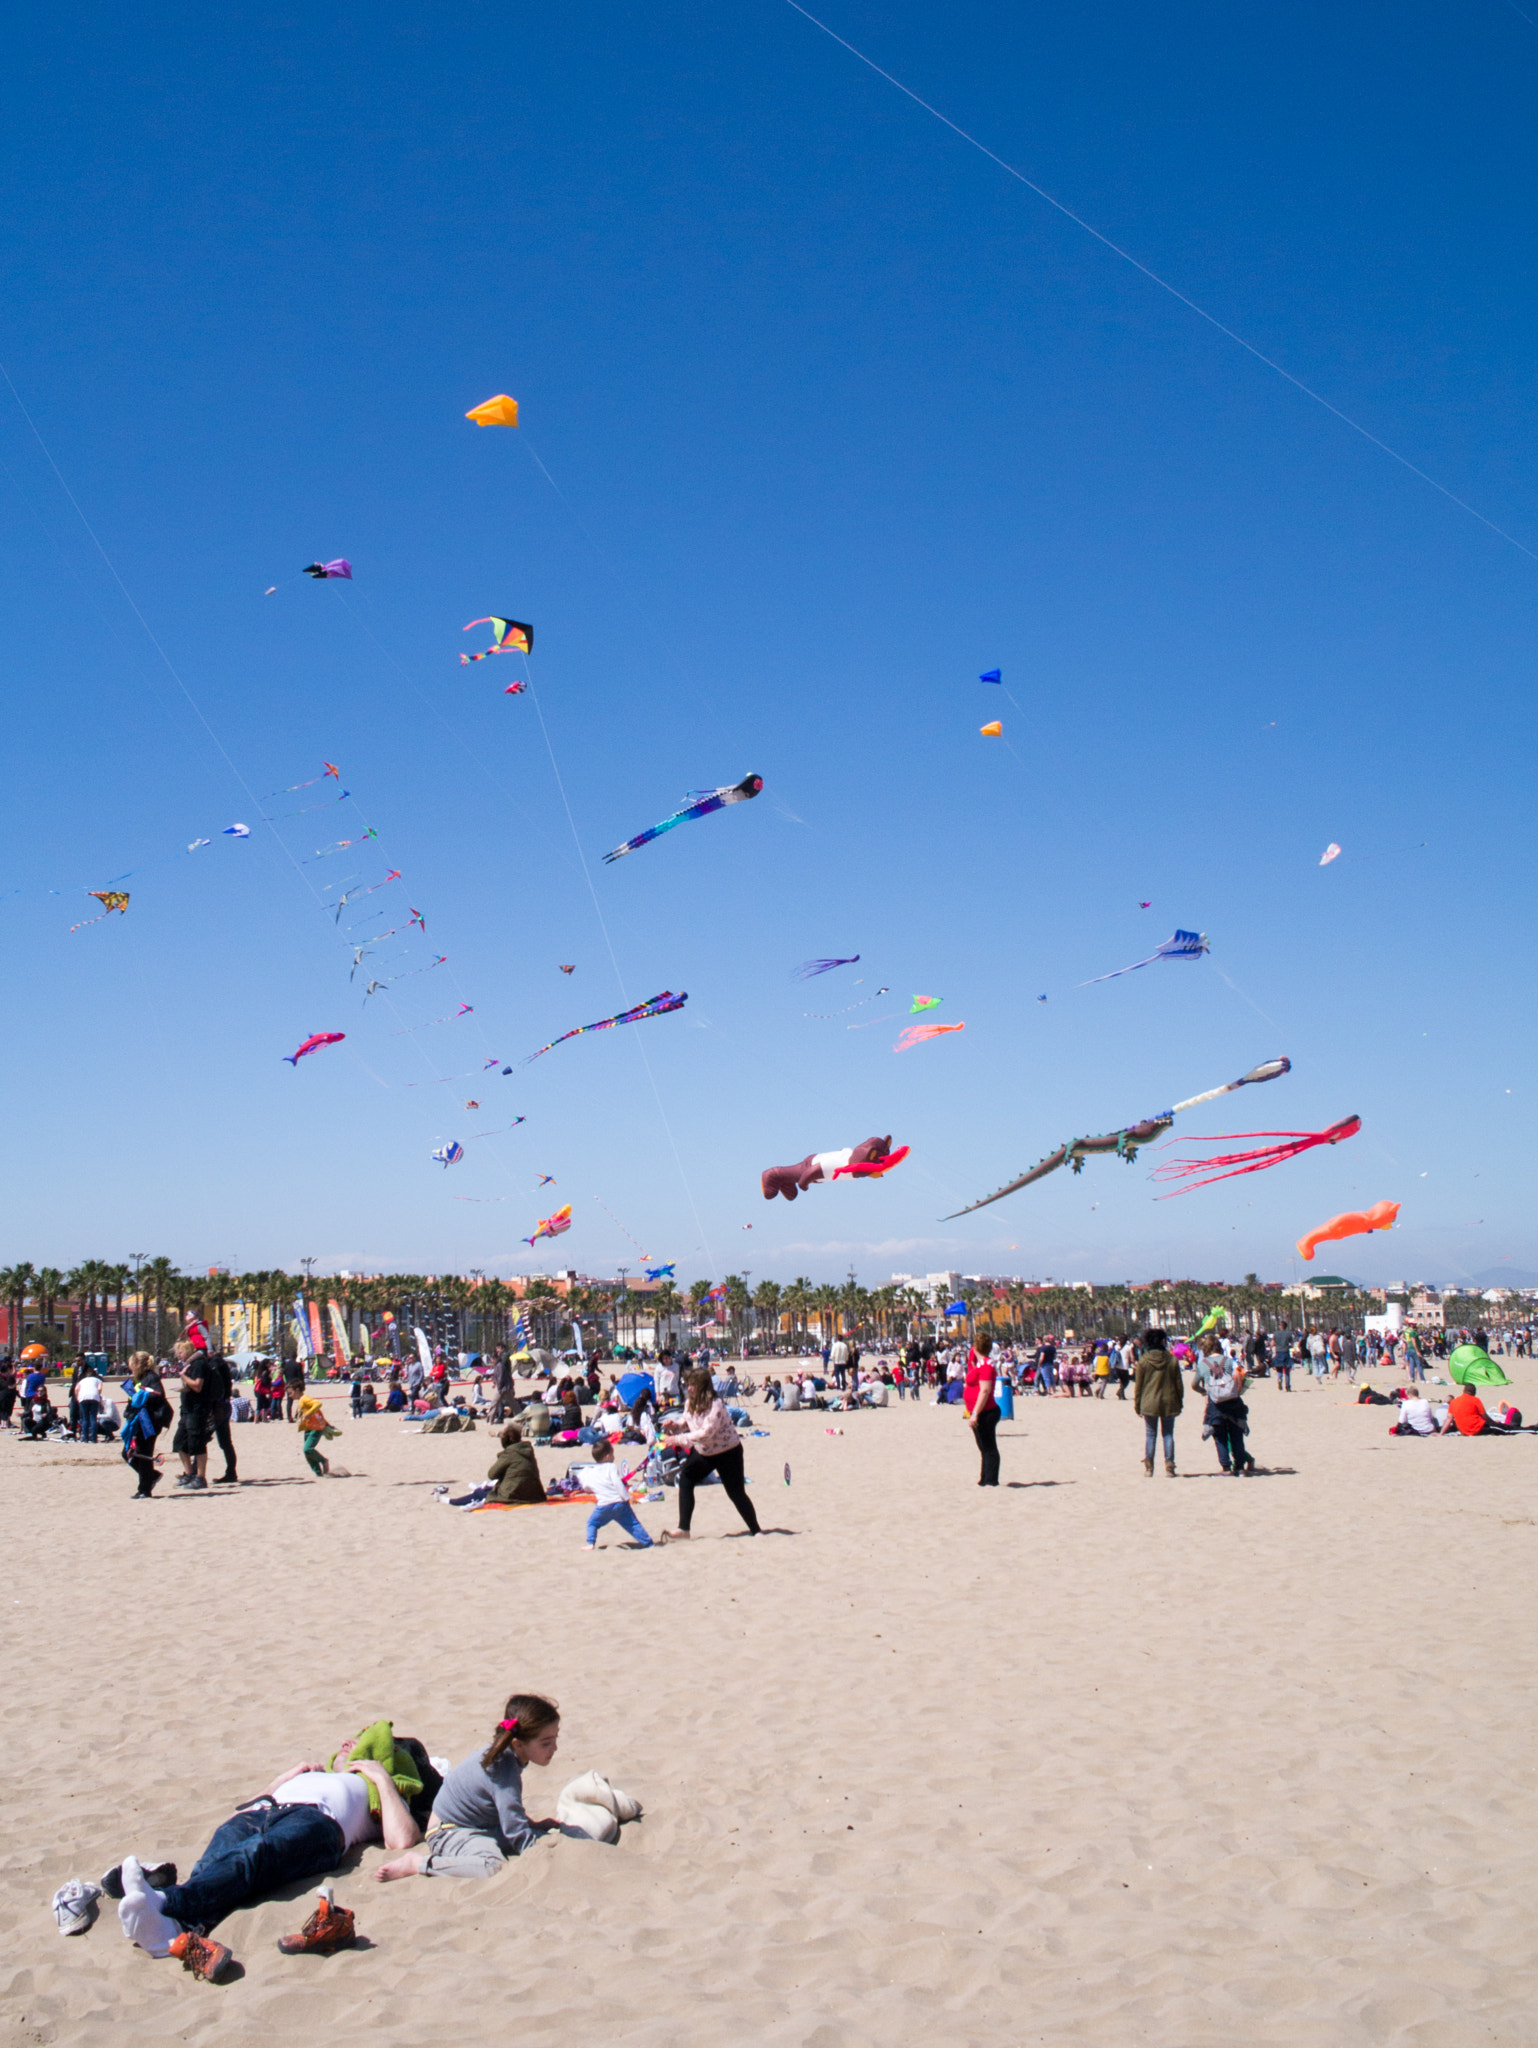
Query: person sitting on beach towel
xmin=441 ymin=1423 xmax=545 ymax=1508
xmin=1442 ymin=1388 xmax=1517 ymax=1435
xmin=374 ymin=1692 xmax=642 ymax=1882
xmin=102 ymin=1732 xmax=423 ymax=1977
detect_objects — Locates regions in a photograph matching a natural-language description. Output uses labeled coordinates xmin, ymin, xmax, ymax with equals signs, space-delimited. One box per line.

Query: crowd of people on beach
xmin=2 ymin=1310 xmax=1529 ymax=1513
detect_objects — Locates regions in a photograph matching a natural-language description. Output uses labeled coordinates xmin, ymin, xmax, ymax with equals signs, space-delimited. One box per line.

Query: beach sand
xmin=2 ymin=1366 xmax=1535 ymax=2046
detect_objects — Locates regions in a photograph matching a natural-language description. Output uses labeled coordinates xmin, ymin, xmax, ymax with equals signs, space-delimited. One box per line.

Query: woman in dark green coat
xmin=1133 ymin=1330 xmax=1184 ymax=1477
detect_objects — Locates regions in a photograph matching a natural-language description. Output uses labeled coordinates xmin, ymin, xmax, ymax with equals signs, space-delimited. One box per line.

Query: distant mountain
xmin=1464 ymin=1267 xmax=1538 ymax=1289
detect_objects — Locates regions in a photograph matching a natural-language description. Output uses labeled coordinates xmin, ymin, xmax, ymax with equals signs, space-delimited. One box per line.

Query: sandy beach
xmin=2 ymin=1366 xmax=1535 ymax=2047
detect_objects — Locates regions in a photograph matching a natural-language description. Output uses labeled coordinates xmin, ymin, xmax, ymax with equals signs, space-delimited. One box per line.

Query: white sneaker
xmin=52 ymin=1880 xmax=102 ymax=1935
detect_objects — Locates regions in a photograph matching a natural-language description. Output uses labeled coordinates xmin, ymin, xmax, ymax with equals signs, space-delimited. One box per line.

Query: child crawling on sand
xmin=376 ymin=1693 xmax=640 ymax=1880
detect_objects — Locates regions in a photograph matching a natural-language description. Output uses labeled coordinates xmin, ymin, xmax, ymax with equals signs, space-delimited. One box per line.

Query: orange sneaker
xmin=168 ymin=1930 xmax=234 ymax=1981
xmin=277 ymin=1889 xmax=356 ymax=1955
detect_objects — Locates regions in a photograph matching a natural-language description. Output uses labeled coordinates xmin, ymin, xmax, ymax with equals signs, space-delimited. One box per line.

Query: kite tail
xmin=1150 ymin=1117 xmax=1361 ymax=1196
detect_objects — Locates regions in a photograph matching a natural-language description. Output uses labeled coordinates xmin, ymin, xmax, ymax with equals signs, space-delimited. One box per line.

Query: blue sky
xmin=1 ymin=0 xmax=1532 ymax=1290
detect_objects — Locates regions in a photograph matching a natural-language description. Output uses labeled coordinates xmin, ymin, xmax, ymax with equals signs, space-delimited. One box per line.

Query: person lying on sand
xmin=103 ymin=1733 xmax=422 ymax=1977
xmin=375 ymin=1692 xmax=641 ymax=1881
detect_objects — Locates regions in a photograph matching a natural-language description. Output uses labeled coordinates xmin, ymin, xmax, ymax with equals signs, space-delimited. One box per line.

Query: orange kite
xmin=1296 ymin=1200 xmax=1399 ymax=1262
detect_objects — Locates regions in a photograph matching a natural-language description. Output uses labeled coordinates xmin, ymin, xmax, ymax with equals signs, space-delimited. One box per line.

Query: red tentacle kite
xmin=1149 ymin=1116 xmax=1360 ymax=1196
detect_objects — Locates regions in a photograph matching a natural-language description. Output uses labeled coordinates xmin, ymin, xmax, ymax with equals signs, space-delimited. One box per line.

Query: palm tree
xmin=35 ymin=1267 xmax=66 ymax=1352
xmin=139 ymin=1258 xmax=178 ymax=1356
xmin=752 ymin=1279 xmax=782 ymax=1351
xmin=650 ymin=1280 xmax=682 ymax=1348
xmin=781 ymin=1277 xmax=812 ymax=1349
xmin=0 ymin=1263 xmax=34 ymax=1355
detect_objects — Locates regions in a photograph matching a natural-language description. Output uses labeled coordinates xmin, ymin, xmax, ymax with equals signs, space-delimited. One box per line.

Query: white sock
xmin=118 ymin=1857 xmax=181 ymax=1956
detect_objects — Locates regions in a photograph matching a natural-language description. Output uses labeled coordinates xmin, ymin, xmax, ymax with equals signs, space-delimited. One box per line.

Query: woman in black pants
xmin=964 ymin=1330 xmax=1001 ymax=1486
xmin=663 ymin=1368 xmax=760 ymax=1538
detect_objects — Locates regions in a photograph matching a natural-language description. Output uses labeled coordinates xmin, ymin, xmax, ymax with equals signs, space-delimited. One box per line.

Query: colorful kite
xmin=762 ymin=1135 xmax=910 ymax=1202
xmin=980 ymin=721 xmax=1002 ymax=738
xmin=645 ymin=1263 xmax=675 ymax=1280
xmin=602 ymin=774 xmax=763 ymax=864
xmin=303 ymin=560 xmax=352 ymax=580
xmin=70 ymin=890 xmax=130 ymax=931
xmin=536 ymin=1174 xmax=557 ymax=1187
xmin=1320 ymin=843 xmax=1342 ymax=866
xmin=268 ymin=764 xmax=341 ymax=796
xmin=1080 ymin=928 xmax=1208 ymax=986
xmin=1296 ymin=1199 xmax=1399 ymax=1261
xmin=461 ymin=617 xmax=533 ymax=662
xmin=333 ymin=870 xmax=401 ymax=922
xmin=466 ymin=394 xmax=519 ymax=427
xmin=805 ymin=985 xmax=889 ymax=1019
xmin=465 ymin=1100 xmax=480 ymax=1110
xmin=1151 ymin=1116 xmax=1361 ymax=1196
xmin=1139 ymin=900 xmax=1151 ymax=908
xmin=794 ymin=956 xmax=860 ymax=980
xmin=944 ymin=1057 xmax=1291 ymax=1215
xmin=559 ymin=964 xmax=575 ymax=974
xmin=910 ymin=995 xmax=941 ymax=1013
xmin=284 ymin=1031 xmax=345 ymax=1066
xmin=524 ymin=989 xmax=688 ymax=1062
xmin=431 ymin=1141 xmax=466 ymax=1168
xmin=523 ymin=1202 xmax=572 ymax=1246
xmin=894 ymin=1021 xmax=964 ymax=1052
xmin=980 ymin=669 xmax=1001 ymax=684
xmin=224 ymin=823 xmax=250 ymax=839
xmin=1193 ymin=1307 xmax=1228 ymax=1339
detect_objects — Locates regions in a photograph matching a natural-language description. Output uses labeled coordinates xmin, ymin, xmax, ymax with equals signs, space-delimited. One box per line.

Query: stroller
xmin=20 ymin=1392 xmax=58 ymax=1440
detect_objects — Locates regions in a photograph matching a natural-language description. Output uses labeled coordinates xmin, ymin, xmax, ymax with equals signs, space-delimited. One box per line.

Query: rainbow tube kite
xmin=523 ymin=990 xmax=687 ymax=1063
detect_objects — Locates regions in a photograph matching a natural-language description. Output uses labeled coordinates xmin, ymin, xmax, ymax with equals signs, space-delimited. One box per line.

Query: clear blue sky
xmin=1 ymin=0 xmax=1532 ymax=1291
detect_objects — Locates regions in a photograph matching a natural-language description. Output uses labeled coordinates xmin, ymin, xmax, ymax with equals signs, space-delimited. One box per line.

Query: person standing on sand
xmin=662 ymin=1367 xmax=761 ymax=1538
xmin=964 ymin=1330 xmax=1001 ymax=1486
xmin=170 ymin=1342 xmax=212 ymax=1490
xmin=1133 ymin=1329 xmax=1183 ymax=1477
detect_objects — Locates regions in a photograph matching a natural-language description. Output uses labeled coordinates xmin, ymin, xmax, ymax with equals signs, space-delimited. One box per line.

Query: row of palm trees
xmin=0 ymin=1256 xmax=1419 ymax=1363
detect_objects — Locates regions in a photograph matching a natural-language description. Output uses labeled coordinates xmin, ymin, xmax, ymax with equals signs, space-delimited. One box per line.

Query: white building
xmin=890 ymin=1271 xmax=963 ymax=1307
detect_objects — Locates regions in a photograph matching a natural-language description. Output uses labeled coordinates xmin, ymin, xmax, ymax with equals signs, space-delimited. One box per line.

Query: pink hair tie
xmin=498 ymin=1718 xmax=518 ymax=1732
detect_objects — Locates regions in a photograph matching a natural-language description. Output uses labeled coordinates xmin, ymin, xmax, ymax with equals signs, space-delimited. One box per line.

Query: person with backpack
xmin=204 ymin=1352 xmax=239 ymax=1485
xmin=122 ymin=1354 xmax=172 ymax=1499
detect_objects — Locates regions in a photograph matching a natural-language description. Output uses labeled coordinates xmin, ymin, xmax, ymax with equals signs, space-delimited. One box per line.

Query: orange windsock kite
xmin=980 ymin=721 xmax=1002 ymax=738
xmin=1296 ymin=1200 xmax=1399 ymax=1262
xmin=465 ymin=394 xmax=519 ymax=427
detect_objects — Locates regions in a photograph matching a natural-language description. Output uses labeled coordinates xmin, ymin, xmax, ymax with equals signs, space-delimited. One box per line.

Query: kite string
xmin=779 ymin=0 xmax=1538 ymax=566
xmin=0 ymin=360 xmax=442 ymax=1091
xmin=520 ymin=657 xmax=719 ymax=1282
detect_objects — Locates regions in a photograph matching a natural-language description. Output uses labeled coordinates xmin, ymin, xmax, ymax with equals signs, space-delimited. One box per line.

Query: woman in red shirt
xmin=964 ymin=1331 xmax=1001 ymax=1486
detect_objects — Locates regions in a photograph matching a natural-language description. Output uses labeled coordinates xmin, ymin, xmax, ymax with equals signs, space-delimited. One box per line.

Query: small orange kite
xmin=466 ymin=394 xmax=519 ymax=427
xmin=1296 ymin=1200 xmax=1399 ymax=1262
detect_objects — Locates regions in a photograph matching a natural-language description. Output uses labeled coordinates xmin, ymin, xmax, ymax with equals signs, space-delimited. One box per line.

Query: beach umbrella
xmin=1447 ymin=1343 xmax=1510 ymax=1387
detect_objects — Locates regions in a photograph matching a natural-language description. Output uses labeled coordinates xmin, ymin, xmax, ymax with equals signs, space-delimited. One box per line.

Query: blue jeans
xmin=160 ymin=1802 xmax=345 ymax=1931
xmin=1144 ymin=1415 xmax=1176 ymax=1461
xmin=586 ymin=1500 xmax=652 ymax=1547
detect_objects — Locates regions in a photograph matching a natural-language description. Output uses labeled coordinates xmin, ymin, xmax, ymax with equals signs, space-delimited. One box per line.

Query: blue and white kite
xmin=1080 ymin=929 xmax=1208 ymax=987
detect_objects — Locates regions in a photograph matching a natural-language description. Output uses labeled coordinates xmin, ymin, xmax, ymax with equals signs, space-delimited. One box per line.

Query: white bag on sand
xmin=556 ymin=1771 xmax=643 ymax=1843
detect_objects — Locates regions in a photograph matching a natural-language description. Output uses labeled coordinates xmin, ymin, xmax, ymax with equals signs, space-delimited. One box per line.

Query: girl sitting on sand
xmin=375 ymin=1693 xmax=640 ymax=1880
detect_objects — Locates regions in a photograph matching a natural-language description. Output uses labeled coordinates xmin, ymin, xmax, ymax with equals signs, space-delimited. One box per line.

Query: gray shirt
xmin=431 ymin=1747 xmax=538 ymax=1855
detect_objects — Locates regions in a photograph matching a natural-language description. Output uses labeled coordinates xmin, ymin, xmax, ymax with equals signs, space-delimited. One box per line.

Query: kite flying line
xmin=513 ymin=646 xmax=719 ymax=1281
xmin=779 ymin=2 xmax=1538 ymax=567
